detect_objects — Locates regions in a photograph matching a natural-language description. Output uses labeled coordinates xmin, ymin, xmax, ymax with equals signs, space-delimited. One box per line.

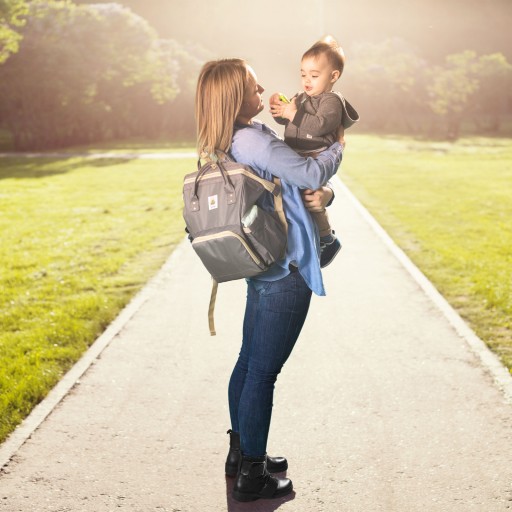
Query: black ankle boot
xmin=225 ymin=429 xmax=241 ymax=477
xmin=225 ymin=430 xmax=288 ymax=477
xmin=232 ymin=456 xmax=293 ymax=502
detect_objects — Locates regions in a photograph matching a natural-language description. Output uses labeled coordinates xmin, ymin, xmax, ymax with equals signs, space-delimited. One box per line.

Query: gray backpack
xmin=183 ymin=152 xmax=287 ymax=334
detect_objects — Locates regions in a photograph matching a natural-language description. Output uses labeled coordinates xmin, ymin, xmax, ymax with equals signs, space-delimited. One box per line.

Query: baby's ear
xmin=331 ymin=70 xmax=341 ymax=83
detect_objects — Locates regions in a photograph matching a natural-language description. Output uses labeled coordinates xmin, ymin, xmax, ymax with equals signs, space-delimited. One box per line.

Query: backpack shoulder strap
xmin=208 ymin=278 xmax=218 ymax=336
xmin=272 ymin=177 xmax=288 ymax=235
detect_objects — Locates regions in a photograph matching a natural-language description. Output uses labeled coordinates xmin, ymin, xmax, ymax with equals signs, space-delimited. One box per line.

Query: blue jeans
xmin=228 ymin=269 xmax=312 ymax=457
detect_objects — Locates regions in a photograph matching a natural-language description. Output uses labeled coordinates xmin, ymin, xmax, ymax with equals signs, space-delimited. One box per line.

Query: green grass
xmin=0 ymin=131 xmax=196 ymax=153
xmin=341 ymin=135 xmax=512 ymax=373
xmin=1 ymin=135 xmax=511 ymax=445
xmin=0 ymin=153 xmax=195 ymax=442
xmin=2 ymin=138 xmax=196 ymax=154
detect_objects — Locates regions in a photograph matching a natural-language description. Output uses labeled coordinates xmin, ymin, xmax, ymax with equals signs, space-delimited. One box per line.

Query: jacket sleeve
xmin=291 ymin=94 xmax=343 ymax=137
xmin=231 ymin=127 xmax=343 ymax=191
xmin=273 ymin=116 xmax=288 ymax=126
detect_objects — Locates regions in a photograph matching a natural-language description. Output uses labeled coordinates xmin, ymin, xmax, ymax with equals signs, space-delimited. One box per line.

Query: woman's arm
xmin=231 ymin=123 xmax=344 ymax=191
xmin=301 ymin=186 xmax=334 ymax=213
xmin=264 ymin=136 xmax=342 ymax=190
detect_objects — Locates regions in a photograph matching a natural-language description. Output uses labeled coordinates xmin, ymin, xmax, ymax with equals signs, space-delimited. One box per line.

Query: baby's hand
xmin=269 ymin=93 xmax=297 ymax=120
xmin=269 ymin=92 xmax=281 ymax=108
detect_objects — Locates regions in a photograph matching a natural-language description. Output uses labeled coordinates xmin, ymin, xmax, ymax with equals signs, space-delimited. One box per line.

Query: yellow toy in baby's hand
xmin=278 ymin=93 xmax=290 ymax=104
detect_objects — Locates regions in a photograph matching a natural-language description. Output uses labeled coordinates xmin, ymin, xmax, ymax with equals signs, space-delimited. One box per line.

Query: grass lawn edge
xmin=335 ymin=176 xmax=512 ymax=403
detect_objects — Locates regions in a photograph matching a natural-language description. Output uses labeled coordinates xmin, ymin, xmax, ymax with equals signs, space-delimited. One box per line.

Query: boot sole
xmin=232 ymin=482 xmax=293 ymax=502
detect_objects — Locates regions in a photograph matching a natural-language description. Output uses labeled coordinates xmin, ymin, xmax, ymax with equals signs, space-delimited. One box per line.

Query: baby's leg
xmin=311 ymin=209 xmax=332 ymax=238
xmin=312 ymin=209 xmax=342 ymax=268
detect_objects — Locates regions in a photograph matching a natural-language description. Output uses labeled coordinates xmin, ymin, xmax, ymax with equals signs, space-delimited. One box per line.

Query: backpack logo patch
xmin=208 ymin=194 xmax=218 ymax=210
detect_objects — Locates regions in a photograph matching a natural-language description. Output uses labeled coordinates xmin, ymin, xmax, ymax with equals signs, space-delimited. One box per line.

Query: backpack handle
xmin=192 ymin=153 xmax=236 ymax=206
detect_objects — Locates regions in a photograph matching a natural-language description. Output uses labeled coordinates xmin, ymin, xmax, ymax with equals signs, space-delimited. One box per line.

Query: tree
xmin=427 ymin=51 xmax=512 ymax=139
xmin=427 ymin=51 xmax=480 ymax=139
xmin=161 ymin=40 xmax=212 ymax=138
xmin=344 ymin=38 xmax=428 ymax=132
xmin=0 ymin=0 xmax=28 ymax=64
xmin=0 ymin=1 xmax=186 ymax=149
xmin=471 ymin=53 xmax=512 ymax=132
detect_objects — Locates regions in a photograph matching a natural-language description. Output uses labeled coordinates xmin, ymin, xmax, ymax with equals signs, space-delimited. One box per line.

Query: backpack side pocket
xmin=242 ymin=206 xmax=287 ymax=268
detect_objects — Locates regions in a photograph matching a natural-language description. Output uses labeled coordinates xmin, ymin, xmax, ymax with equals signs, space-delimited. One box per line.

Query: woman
xmin=195 ymin=59 xmax=344 ymax=502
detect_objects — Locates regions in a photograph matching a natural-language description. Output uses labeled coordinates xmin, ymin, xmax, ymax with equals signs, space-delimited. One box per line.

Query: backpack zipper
xmin=192 ymin=230 xmax=262 ymax=266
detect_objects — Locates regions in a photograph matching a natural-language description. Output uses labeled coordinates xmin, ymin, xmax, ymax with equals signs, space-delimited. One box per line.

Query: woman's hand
xmin=337 ymin=126 xmax=346 ymax=147
xmin=301 ymin=186 xmax=334 ymax=213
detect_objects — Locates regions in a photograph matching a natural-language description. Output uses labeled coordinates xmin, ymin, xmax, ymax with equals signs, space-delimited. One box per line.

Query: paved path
xmin=1 ymin=178 xmax=511 ymax=512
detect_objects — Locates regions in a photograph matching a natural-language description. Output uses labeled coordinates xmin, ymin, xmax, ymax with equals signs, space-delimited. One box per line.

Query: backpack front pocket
xmin=192 ymin=229 xmax=268 ymax=283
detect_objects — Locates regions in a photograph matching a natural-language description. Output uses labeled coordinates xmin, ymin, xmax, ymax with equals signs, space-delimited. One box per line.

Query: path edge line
xmin=0 ymin=240 xmax=189 ymax=471
xmin=334 ymin=176 xmax=512 ymax=404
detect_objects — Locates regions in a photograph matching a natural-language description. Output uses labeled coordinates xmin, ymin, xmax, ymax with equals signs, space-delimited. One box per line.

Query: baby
xmin=269 ymin=35 xmax=359 ymax=267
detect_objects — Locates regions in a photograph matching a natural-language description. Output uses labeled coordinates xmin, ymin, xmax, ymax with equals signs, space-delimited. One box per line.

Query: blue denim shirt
xmin=230 ymin=120 xmax=343 ymax=296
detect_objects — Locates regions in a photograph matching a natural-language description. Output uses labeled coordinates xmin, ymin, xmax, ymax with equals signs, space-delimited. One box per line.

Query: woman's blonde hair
xmin=195 ymin=58 xmax=249 ymax=157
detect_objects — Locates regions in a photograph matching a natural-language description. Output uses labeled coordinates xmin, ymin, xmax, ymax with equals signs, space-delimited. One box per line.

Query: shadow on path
xmin=0 ymin=156 xmax=134 ymax=180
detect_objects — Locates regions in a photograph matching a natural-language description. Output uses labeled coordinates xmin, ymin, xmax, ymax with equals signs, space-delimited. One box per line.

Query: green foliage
xmin=0 ymin=152 xmax=193 ymax=442
xmin=471 ymin=53 xmax=512 ymax=132
xmin=161 ymin=40 xmax=213 ymax=137
xmin=427 ymin=51 xmax=502 ymax=139
xmin=342 ymin=135 xmax=512 ymax=372
xmin=344 ymin=38 xmax=430 ymax=132
xmin=343 ymin=40 xmax=512 ymax=139
xmin=428 ymin=51 xmax=480 ymax=117
xmin=352 ymin=39 xmax=426 ymax=93
xmin=425 ymin=51 xmax=512 ymax=139
xmin=0 ymin=1 xmax=204 ymax=150
xmin=0 ymin=0 xmax=28 ymax=63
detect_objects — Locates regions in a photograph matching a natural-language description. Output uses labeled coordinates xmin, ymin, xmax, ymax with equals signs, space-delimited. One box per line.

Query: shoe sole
xmin=232 ymin=482 xmax=293 ymax=502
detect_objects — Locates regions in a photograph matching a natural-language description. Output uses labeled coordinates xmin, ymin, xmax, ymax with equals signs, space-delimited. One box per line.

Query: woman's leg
xmin=228 ymin=279 xmax=259 ymax=433
xmin=235 ymin=271 xmax=312 ymax=457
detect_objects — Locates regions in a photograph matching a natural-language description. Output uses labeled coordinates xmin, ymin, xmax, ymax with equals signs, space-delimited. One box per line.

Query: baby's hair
xmin=302 ymin=35 xmax=345 ymax=75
